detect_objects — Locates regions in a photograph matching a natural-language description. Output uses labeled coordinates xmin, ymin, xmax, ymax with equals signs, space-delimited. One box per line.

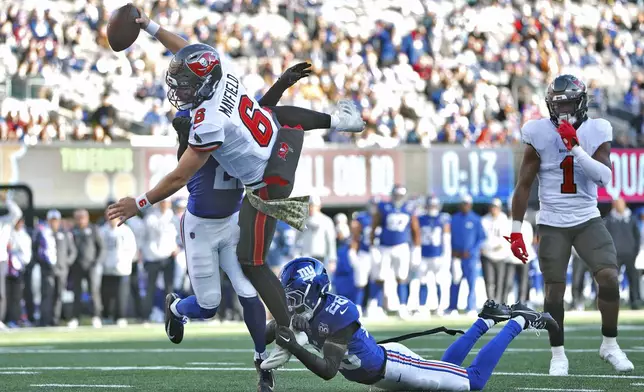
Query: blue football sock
xmin=467 ymin=319 xmax=523 ymax=391
xmin=238 ymin=296 xmax=267 ymax=354
xmin=371 ymin=282 xmax=384 ymax=307
xmin=354 ymin=287 xmax=366 ymax=308
xmin=448 ymin=281 xmax=461 ymax=310
xmin=419 ymin=284 xmax=428 ymax=306
xmin=441 ymin=318 xmax=490 ymax=366
xmin=176 ymin=295 xmax=218 ymax=319
xmin=398 ymin=283 xmax=410 ymax=306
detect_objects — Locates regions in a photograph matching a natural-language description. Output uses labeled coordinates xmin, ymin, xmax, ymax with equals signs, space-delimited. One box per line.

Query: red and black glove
xmin=557 ymin=120 xmax=579 ymax=151
xmin=504 ymin=233 xmax=528 ymax=264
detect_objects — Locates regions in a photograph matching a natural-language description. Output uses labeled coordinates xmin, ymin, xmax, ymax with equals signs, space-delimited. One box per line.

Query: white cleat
xmin=67 ymin=318 xmax=79 ymax=329
xmin=549 ymin=356 xmax=569 ymax=376
xmin=398 ymin=305 xmax=412 ymax=320
xmin=600 ymin=345 xmax=634 ymax=372
xmin=261 ymin=330 xmax=308 ymax=370
xmin=92 ymin=316 xmax=103 ymax=329
xmin=332 ymin=100 xmax=365 ymax=133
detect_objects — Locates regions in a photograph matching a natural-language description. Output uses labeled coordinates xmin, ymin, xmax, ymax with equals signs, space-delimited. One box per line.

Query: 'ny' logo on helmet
xmin=187 ymin=51 xmax=220 ymax=77
xmin=296 ymin=265 xmax=316 ymax=281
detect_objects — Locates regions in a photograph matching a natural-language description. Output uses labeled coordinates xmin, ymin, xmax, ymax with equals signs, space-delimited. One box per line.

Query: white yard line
xmin=0 ymin=371 xmax=40 ymax=374
xmin=31 ymin=384 xmax=131 ymax=388
xmin=516 ymin=388 xmax=603 ymax=392
xmin=1 ymin=347 xmax=642 ymax=355
xmin=6 ymin=367 xmax=644 ymax=381
xmin=186 ymin=362 xmax=244 ymax=365
xmin=631 ymin=383 xmax=644 ymax=386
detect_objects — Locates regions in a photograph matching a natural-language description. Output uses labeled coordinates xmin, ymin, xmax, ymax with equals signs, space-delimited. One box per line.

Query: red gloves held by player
xmin=504 ymin=233 xmax=528 ymax=264
xmin=557 ymin=120 xmax=579 ymax=151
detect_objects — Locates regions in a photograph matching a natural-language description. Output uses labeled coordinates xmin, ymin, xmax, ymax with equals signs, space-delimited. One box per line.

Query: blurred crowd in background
xmin=0 ymin=0 xmax=644 ymax=147
xmin=1 ymin=189 xmax=643 ymax=329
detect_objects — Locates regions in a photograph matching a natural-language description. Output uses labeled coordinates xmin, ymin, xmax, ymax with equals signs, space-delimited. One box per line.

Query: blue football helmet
xmin=426 ymin=195 xmax=441 ymax=216
xmin=279 ymin=257 xmax=330 ymax=320
xmin=391 ymin=184 xmax=407 ymax=207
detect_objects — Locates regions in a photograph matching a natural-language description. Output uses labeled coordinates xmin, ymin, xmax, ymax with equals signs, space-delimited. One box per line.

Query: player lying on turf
xmin=265 ymin=257 xmax=559 ymax=391
xmin=107 ymin=7 xmax=364 ymax=371
xmin=162 ymin=63 xmax=312 ymax=392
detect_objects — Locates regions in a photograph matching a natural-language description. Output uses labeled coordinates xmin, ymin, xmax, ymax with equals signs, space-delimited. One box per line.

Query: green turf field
xmin=1 ymin=311 xmax=643 ymax=391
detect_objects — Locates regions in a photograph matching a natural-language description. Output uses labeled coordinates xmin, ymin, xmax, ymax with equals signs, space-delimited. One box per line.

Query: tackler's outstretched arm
xmin=274 ymin=323 xmax=357 ymax=381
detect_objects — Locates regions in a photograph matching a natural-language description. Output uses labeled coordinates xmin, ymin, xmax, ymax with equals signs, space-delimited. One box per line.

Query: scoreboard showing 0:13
xmin=430 ymin=148 xmax=515 ymax=203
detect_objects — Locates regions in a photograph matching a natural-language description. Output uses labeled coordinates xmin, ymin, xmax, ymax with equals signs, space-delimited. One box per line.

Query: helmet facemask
xmin=165 ymin=45 xmax=222 ymax=111
xmin=546 ymin=75 xmax=588 ymax=129
xmin=391 ymin=186 xmax=407 ymax=208
xmin=547 ymin=94 xmax=588 ymax=128
xmin=285 ymin=281 xmax=325 ymax=321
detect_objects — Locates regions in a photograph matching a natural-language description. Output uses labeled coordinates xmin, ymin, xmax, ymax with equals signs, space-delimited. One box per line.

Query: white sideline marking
xmin=516 ymin=389 xmax=602 ymax=392
xmin=0 ymin=371 xmax=40 ymax=374
xmin=8 ymin=366 xmax=307 ymax=372
xmin=631 ymin=383 xmax=644 ymax=386
xmin=7 ymin=367 xmax=644 ymax=381
xmin=1 ymin=347 xmax=642 ymax=355
xmin=186 ymin=362 xmax=244 ymax=365
xmin=496 ymin=372 xmax=644 ymax=380
xmin=31 ymin=385 xmax=131 ymax=389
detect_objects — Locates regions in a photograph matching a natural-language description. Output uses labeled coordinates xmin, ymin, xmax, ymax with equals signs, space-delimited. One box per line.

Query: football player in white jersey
xmin=507 ymin=74 xmax=634 ymax=376
xmin=107 ymin=8 xmax=364 ymax=370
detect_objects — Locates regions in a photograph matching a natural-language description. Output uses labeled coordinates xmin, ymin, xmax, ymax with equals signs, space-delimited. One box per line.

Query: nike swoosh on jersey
xmin=339 ymin=308 xmax=348 ymax=315
xmin=193 ymin=124 xmax=203 ymax=130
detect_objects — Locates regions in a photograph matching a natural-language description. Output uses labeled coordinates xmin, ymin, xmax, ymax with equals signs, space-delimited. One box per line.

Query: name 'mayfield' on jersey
xmin=219 ymin=74 xmax=239 ymax=117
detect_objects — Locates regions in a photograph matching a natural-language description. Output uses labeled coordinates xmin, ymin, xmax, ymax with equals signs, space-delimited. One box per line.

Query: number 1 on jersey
xmin=560 ymin=156 xmax=577 ymax=194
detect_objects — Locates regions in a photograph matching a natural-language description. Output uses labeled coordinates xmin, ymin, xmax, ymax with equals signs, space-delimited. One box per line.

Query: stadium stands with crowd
xmin=1 ymin=0 xmax=644 ymax=147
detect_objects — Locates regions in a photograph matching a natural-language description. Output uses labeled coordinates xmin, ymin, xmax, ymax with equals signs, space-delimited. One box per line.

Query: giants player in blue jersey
xmin=371 ymin=185 xmax=420 ymax=319
xmin=268 ymin=257 xmax=558 ymax=390
xmin=413 ymin=195 xmax=452 ymax=317
xmin=349 ymin=197 xmax=383 ymax=317
xmin=162 ymin=64 xmax=312 ymax=392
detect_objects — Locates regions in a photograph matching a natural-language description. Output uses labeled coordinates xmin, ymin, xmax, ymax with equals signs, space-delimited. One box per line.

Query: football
xmin=107 ymin=3 xmax=140 ymax=52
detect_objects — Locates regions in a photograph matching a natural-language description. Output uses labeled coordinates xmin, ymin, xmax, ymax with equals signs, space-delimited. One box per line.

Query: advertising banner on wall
xmin=0 ymin=144 xmax=405 ymax=208
xmin=597 ymin=149 xmax=644 ymax=202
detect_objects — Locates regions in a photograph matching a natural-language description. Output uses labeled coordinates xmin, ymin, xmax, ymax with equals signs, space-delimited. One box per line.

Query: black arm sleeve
xmin=265 ymin=320 xmax=277 ymax=345
xmin=290 ymin=322 xmax=359 ymax=381
xmin=257 ymin=80 xmax=288 ymax=107
xmin=177 ymin=140 xmax=188 ymax=161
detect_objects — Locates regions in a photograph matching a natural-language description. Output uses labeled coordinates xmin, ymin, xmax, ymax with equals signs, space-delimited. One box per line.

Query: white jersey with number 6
xmin=187 ymin=56 xmax=278 ymax=187
xmin=521 ymin=118 xmax=612 ymax=228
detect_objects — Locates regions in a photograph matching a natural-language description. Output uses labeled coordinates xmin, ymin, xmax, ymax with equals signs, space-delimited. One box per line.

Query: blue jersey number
xmin=385 ymin=213 xmax=410 ymax=232
xmin=421 ymin=226 xmax=442 ymax=247
xmin=213 ymin=162 xmax=242 ymax=190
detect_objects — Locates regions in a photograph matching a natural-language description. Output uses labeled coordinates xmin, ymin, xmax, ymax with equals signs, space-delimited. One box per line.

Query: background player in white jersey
xmin=506 ymin=74 xmax=634 ymax=376
xmin=267 ymin=257 xmax=559 ymax=391
xmin=107 ymin=8 xmax=365 ymax=371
